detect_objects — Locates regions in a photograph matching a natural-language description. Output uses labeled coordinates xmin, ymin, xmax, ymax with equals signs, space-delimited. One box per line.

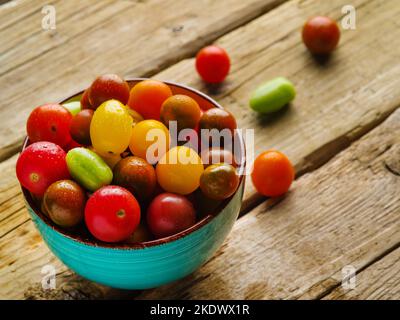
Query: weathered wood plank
xmin=0 ymin=0 xmax=286 ymax=161
xmin=1 ymin=108 xmax=399 ymax=299
xmin=322 ymin=247 xmax=400 ymax=300
xmin=155 ymin=0 xmax=400 ymax=210
xmin=136 ymin=108 xmax=400 ymax=299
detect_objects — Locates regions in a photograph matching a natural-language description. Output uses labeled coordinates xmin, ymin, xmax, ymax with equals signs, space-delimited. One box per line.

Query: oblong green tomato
xmin=90 ymin=99 xmax=133 ymax=155
xmin=249 ymin=77 xmax=296 ymax=114
xmin=66 ymin=148 xmax=113 ymax=192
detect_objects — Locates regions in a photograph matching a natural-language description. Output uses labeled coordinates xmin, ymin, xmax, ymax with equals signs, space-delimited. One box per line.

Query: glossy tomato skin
xmin=90 ymin=99 xmax=133 ymax=155
xmin=200 ymin=163 xmax=239 ymax=200
xmin=27 ymin=103 xmax=72 ymax=148
xmin=199 ymin=108 xmax=237 ymax=133
xmin=80 ymin=88 xmax=93 ymax=110
xmin=16 ymin=142 xmax=70 ymax=196
xmin=85 ymin=186 xmax=141 ymax=243
xmin=196 ymin=46 xmax=230 ymax=83
xmin=129 ymin=120 xmax=170 ymax=164
xmin=88 ymin=74 xmax=130 ymax=109
xmin=113 ymin=156 xmax=157 ymax=201
xmin=251 ymin=150 xmax=295 ymax=197
xmin=69 ymin=109 xmax=94 ymax=146
xmin=302 ymin=16 xmax=340 ymax=54
xmin=160 ymin=94 xmax=201 ymax=131
xmin=147 ymin=193 xmax=196 ymax=239
xmin=127 ymin=80 xmax=172 ymax=120
xmin=43 ymin=180 xmax=86 ymax=227
xmin=156 ymin=146 xmax=204 ymax=195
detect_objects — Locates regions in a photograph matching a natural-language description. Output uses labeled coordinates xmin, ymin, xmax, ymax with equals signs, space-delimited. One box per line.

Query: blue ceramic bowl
xmin=22 ymin=79 xmax=246 ymax=290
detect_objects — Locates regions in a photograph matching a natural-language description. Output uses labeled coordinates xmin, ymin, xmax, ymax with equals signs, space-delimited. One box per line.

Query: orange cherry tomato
xmin=127 ymin=80 xmax=172 ymax=120
xmin=160 ymin=94 xmax=201 ymax=131
xmin=156 ymin=146 xmax=204 ymax=195
xmin=251 ymin=150 xmax=294 ymax=197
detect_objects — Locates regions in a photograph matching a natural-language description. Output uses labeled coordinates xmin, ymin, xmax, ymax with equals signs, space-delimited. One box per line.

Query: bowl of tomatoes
xmin=17 ymin=76 xmax=246 ymax=289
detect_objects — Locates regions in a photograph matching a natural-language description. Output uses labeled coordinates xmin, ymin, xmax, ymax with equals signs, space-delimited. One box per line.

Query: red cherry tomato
xmin=147 ymin=193 xmax=196 ymax=239
xmin=302 ymin=16 xmax=340 ymax=55
xmin=85 ymin=186 xmax=141 ymax=243
xmin=16 ymin=142 xmax=70 ymax=196
xmin=80 ymin=88 xmax=93 ymax=110
xmin=195 ymin=45 xmax=230 ymax=83
xmin=69 ymin=109 xmax=93 ymax=146
xmin=88 ymin=74 xmax=130 ymax=109
xmin=251 ymin=150 xmax=295 ymax=197
xmin=26 ymin=103 xmax=72 ymax=148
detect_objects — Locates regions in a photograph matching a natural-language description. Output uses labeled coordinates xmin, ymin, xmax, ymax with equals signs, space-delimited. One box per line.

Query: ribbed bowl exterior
xmin=26 ymin=181 xmax=244 ymax=289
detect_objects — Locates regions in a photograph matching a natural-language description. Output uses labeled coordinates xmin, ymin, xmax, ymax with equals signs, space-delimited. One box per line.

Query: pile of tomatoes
xmin=16 ymin=74 xmax=241 ymax=243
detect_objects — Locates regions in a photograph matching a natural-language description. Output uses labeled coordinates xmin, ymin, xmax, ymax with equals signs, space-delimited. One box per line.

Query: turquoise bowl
xmin=21 ymin=79 xmax=246 ymax=290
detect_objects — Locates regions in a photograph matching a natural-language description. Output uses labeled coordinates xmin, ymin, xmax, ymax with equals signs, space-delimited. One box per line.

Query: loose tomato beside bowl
xmin=20 ymin=78 xmax=246 ymax=289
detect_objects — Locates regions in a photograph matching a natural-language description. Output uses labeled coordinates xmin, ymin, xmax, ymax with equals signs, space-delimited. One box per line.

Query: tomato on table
xmin=302 ymin=16 xmax=340 ymax=55
xmin=195 ymin=45 xmax=230 ymax=83
xmin=85 ymin=186 xmax=141 ymax=243
xmin=251 ymin=150 xmax=295 ymax=197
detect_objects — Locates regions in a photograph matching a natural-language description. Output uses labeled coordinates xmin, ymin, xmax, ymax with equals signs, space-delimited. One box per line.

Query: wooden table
xmin=1 ymin=0 xmax=399 ymax=300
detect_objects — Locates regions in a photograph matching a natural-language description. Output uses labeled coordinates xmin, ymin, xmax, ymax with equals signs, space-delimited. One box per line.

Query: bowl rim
xmin=21 ymin=78 xmax=246 ymax=250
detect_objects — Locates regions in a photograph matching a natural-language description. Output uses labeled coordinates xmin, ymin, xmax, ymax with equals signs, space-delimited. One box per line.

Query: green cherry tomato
xmin=250 ymin=77 xmax=296 ymax=114
xmin=66 ymin=147 xmax=113 ymax=192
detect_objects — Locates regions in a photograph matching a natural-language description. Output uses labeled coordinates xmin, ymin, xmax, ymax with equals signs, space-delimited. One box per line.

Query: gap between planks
xmin=1 ymin=0 xmax=400 ymax=299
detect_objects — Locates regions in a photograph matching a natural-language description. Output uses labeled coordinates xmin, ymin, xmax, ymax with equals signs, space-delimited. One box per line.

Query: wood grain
xmin=154 ymin=0 xmax=400 ymax=210
xmin=0 ymin=0 xmax=286 ymax=161
xmin=322 ymin=247 xmax=400 ymax=300
xmin=1 ymin=0 xmax=400 ymax=299
xmin=137 ymin=108 xmax=400 ymax=299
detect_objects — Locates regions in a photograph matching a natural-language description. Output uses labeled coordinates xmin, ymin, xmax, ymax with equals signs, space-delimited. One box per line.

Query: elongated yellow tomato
xmin=156 ymin=146 xmax=204 ymax=195
xmin=90 ymin=100 xmax=133 ymax=155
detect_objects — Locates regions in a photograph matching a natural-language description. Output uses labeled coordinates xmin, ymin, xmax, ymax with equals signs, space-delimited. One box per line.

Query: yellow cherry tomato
xmin=129 ymin=120 xmax=170 ymax=164
xmin=156 ymin=146 xmax=204 ymax=195
xmin=90 ymin=100 xmax=132 ymax=155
